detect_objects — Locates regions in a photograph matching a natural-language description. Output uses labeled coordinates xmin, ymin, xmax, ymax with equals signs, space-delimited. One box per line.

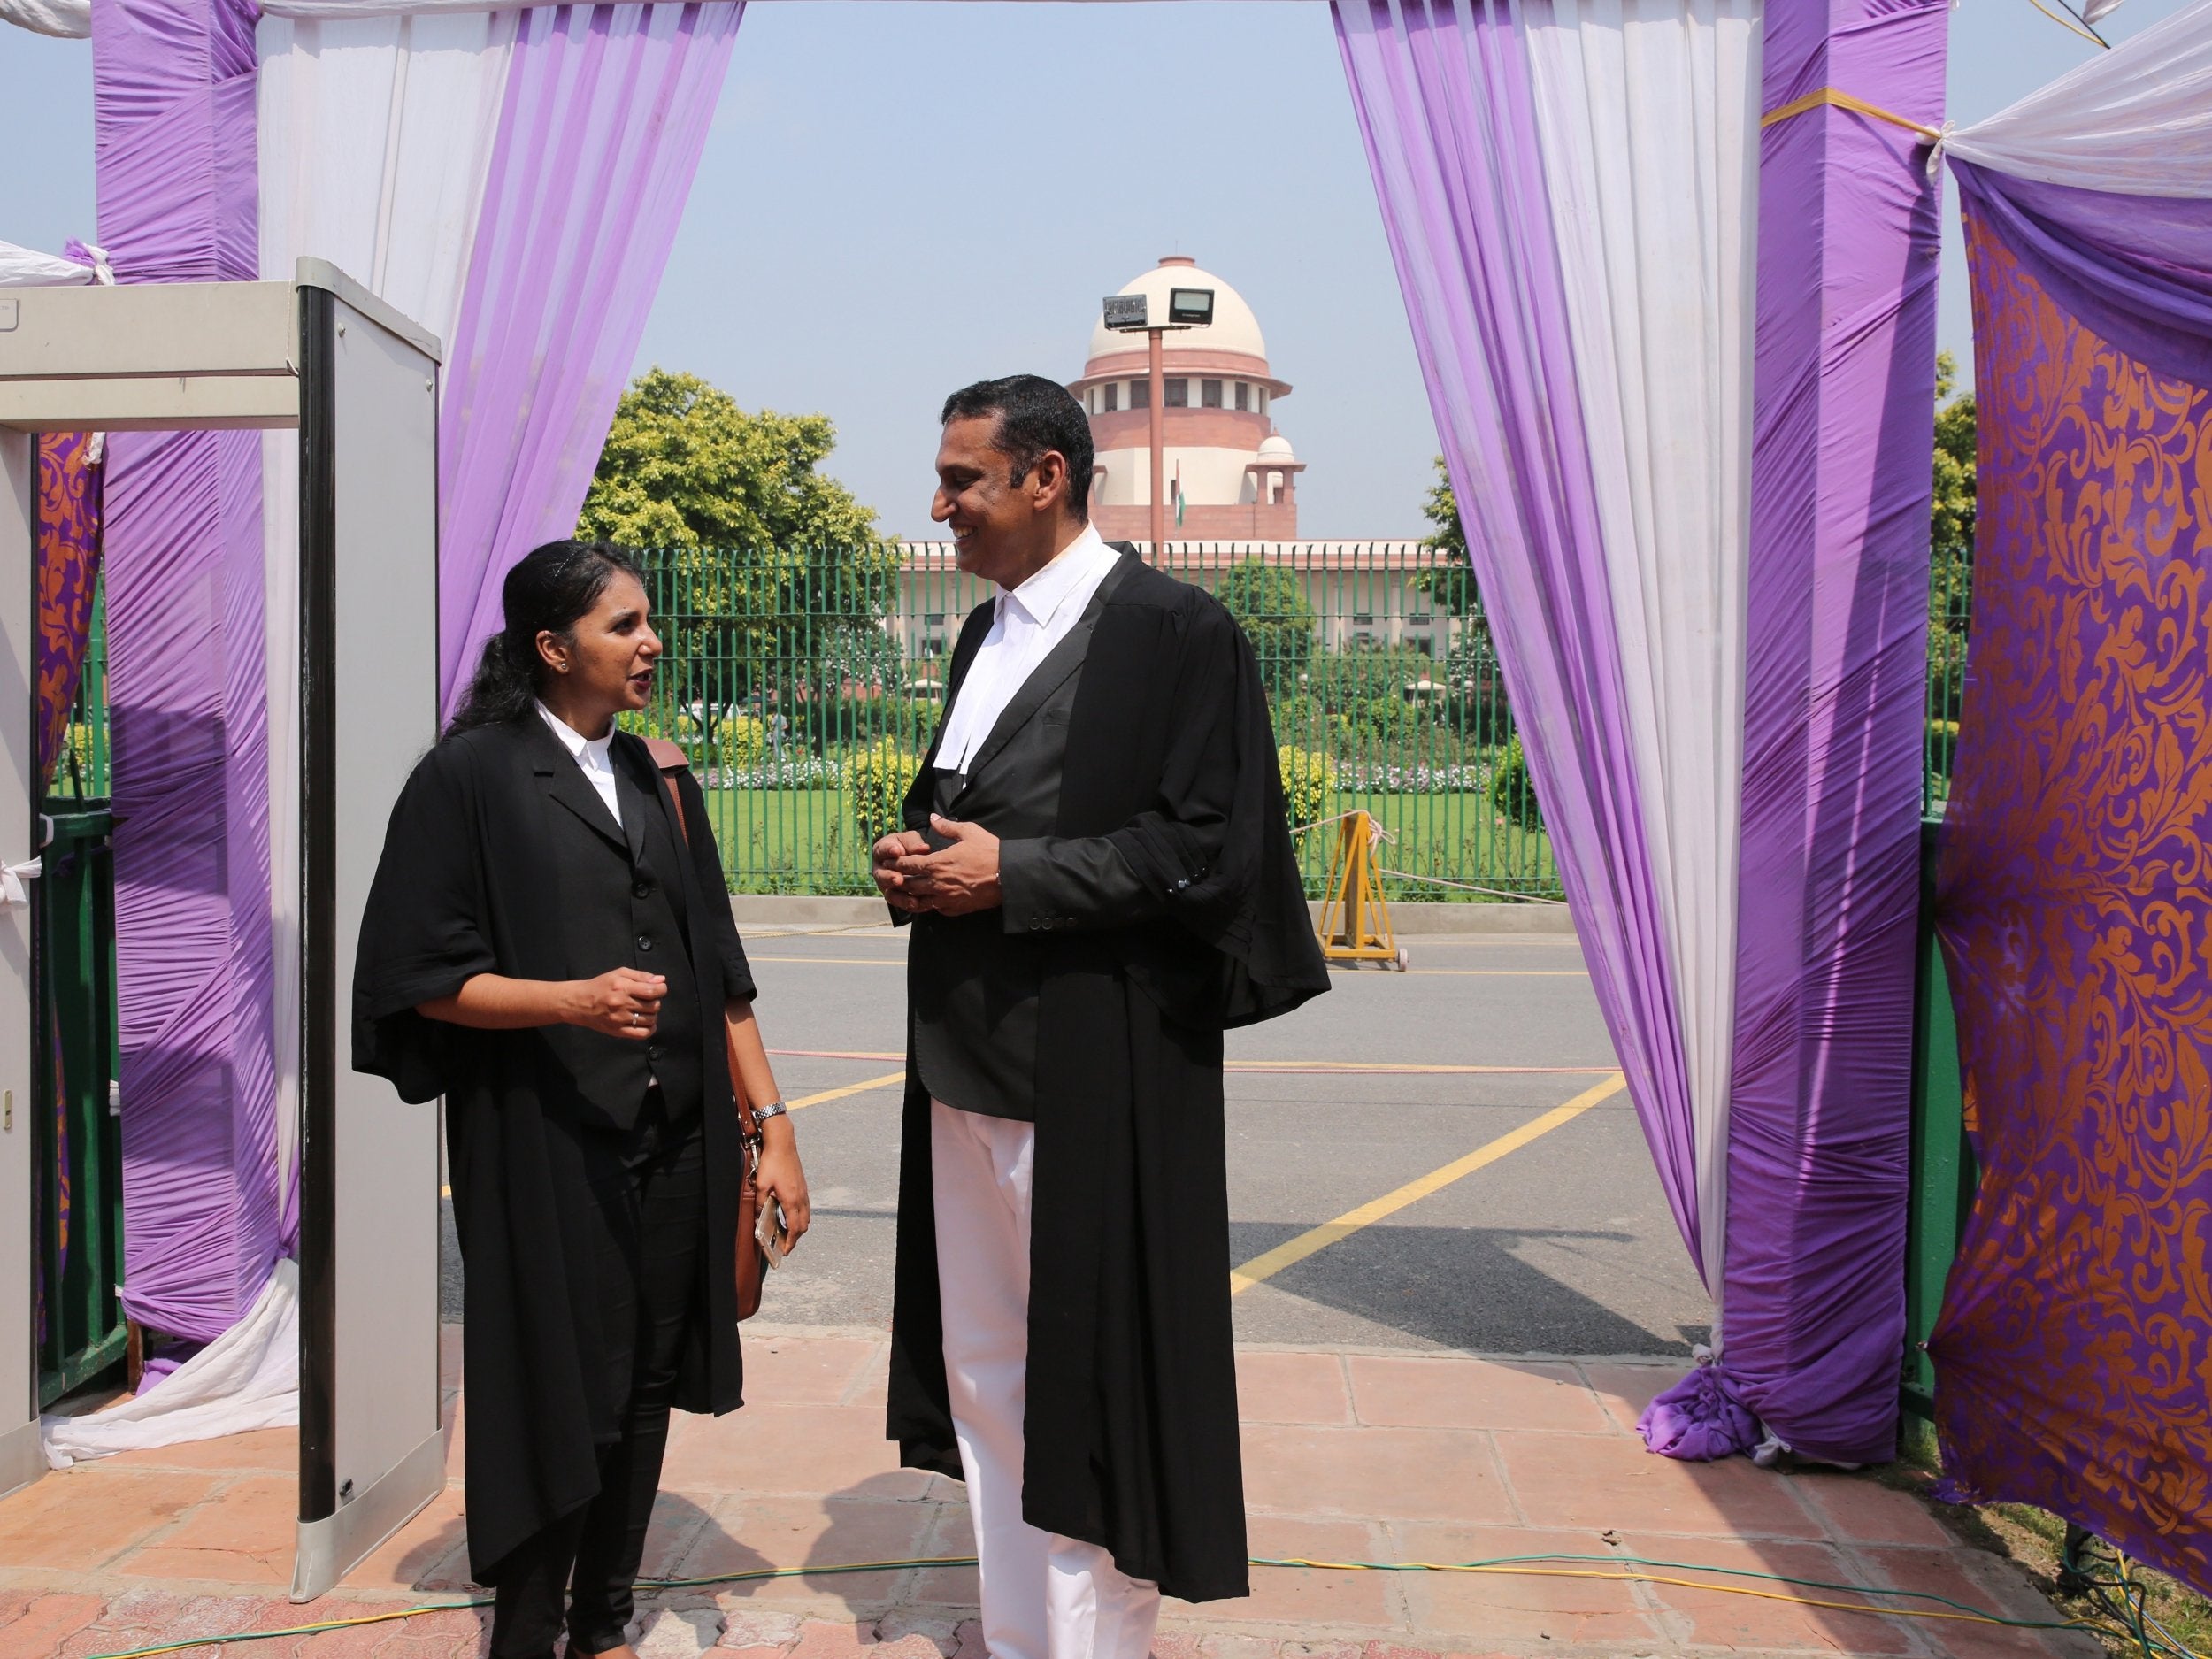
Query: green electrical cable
xmin=67 ymin=1548 xmax=2120 ymax=1659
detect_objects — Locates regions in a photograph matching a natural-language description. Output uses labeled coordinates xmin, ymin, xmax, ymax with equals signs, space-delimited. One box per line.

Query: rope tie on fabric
xmin=1 ymin=858 xmax=42 ymax=909
xmin=1760 ymin=87 xmax=1951 ymax=178
xmin=1760 ymin=86 xmax=1944 ymax=142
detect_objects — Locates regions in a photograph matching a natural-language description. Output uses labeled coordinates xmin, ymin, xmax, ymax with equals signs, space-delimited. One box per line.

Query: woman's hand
xmin=562 ymin=968 xmax=667 ymax=1039
xmin=752 ymin=1118 xmax=810 ymax=1253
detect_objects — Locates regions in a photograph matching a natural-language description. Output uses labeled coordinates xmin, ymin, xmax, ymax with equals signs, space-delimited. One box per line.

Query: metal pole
xmin=1148 ymin=326 xmax=1165 ymax=557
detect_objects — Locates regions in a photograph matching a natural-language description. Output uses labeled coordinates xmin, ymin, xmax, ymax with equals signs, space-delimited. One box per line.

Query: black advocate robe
xmin=350 ymin=718 xmax=757 ymax=1582
xmin=887 ymin=552 xmax=1330 ymax=1603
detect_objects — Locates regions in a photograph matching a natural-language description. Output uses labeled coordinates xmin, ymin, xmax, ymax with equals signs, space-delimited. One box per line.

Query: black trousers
xmin=490 ymin=1114 xmax=707 ymax=1659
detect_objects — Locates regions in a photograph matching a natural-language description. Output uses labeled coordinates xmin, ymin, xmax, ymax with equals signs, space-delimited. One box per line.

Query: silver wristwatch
xmin=749 ymin=1100 xmax=789 ymax=1134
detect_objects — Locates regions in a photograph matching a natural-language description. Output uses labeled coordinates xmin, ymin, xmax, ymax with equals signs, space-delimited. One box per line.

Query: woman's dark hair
xmin=446 ymin=540 xmax=643 ymax=736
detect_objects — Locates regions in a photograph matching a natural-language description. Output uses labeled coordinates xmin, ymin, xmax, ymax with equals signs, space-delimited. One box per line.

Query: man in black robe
xmin=873 ymin=375 xmax=1328 ymax=1656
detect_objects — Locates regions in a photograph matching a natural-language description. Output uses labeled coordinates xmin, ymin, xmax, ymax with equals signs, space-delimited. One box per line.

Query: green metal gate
xmin=35 ymin=588 xmax=125 ymax=1408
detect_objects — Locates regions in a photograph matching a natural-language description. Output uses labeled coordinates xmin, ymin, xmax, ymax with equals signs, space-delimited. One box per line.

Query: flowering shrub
xmin=1277 ymin=746 xmax=1334 ymax=828
xmin=717 ymin=714 xmax=769 ymax=771
xmin=1491 ymin=736 xmax=1542 ymax=829
xmin=845 ymin=738 xmax=923 ymax=846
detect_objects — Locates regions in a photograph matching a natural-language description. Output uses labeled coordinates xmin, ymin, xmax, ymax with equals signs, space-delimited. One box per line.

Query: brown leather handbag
xmin=644 ymin=736 xmax=769 ymax=1321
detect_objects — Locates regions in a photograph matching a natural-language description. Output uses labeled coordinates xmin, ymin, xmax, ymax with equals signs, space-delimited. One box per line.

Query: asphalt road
xmin=442 ymin=922 xmax=1713 ymax=1358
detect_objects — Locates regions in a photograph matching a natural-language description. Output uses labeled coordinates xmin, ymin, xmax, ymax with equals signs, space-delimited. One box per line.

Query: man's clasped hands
xmin=872 ymin=814 xmax=1003 ymax=918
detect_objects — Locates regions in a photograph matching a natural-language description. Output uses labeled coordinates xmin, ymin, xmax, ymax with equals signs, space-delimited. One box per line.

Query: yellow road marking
xmin=439 ymin=1068 xmax=908 ymax=1194
xmin=789 ymin=1070 xmax=907 ymax=1109
xmin=1227 ymin=1071 xmax=1628 ymax=1295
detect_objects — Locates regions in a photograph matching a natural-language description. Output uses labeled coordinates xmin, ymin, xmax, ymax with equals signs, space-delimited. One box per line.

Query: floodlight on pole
xmin=1100 ymin=285 xmax=1213 ymax=555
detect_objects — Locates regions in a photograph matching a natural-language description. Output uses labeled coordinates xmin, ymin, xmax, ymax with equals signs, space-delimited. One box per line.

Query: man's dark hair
xmin=941 ymin=374 xmax=1094 ymax=522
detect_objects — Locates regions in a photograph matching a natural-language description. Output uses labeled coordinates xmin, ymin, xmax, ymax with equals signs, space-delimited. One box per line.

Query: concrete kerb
xmin=730 ymin=895 xmax=1578 ymax=936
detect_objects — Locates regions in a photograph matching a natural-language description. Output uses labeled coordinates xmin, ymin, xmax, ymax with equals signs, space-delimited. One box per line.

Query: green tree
xmin=1413 ymin=454 xmax=1516 ymax=746
xmin=1931 ymin=350 xmax=1977 ymax=576
xmin=1213 ymin=557 xmax=1317 ymax=695
xmin=1928 ymin=352 xmax=1978 ymax=734
xmin=577 ymin=369 xmax=903 ymax=749
xmin=580 ymin=367 xmax=886 ymax=551
xmin=1414 ymin=455 xmax=1479 ymax=618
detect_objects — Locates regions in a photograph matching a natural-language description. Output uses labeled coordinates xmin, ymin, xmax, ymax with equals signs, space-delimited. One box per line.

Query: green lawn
xmin=701 ymin=787 xmax=1561 ymax=901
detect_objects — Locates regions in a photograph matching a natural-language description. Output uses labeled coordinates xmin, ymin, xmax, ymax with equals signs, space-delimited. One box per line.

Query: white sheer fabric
xmin=1942 ymin=2 xmax=2212 ymax=196
xmin=256 ymin=17 xmax=515 ymax=1233
xmin=0 ymin=0 xmax=88 ymax=37
xmin=0 ymin=239 xmax=94 ymax=286
xmin=1523 ymin=0 xmax=1762 ymax=1291
xmin=41 ymin=1260 xmax=299 ymax=1467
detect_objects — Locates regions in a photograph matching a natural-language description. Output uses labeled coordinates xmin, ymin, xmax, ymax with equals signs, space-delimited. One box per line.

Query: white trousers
xmin=931 ymin=1100 xmax=1163 ymax=1659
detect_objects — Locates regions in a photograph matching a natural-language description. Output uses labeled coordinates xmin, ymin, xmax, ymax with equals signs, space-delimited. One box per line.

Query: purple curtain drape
xmin=1950 ymin=162 xmax=2212 ymax=391
xmin=1339 ymin=0 xmax=1948 ymax=1467
xmin=1931 ymin=186 xmax=2212 ymax=1599
xmin=93 ymin=0 xmax=282 ymax=1346
xmin=1718 ymin=0 xmax=1946 ymax=1465
xmin=439 ymin=1 xmax=741 ymax=719
xmin=1332 ymin=0 xmax=1701 ymax=1268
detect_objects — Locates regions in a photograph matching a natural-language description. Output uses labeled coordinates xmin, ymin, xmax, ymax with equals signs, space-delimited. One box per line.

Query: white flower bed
xmin=710 ymin=758 xmax=846 ymax=789
xmin=1333 ymin=761 xmax=1494 ymax=795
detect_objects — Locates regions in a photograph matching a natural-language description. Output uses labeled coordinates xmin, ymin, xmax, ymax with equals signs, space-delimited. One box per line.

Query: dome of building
xmin=1086 ymin=257 xmax=1268 ymax=366
xmin=1075 ymin=256 xmax=1305 ymax=543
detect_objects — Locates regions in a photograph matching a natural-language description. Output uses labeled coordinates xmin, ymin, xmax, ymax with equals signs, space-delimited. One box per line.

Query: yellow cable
xmin=73 ymin=1552 xmax=2135 ymax=1659
xmin=1263 ymin=1558 xmax=2111 ymax=1633
xmin=1760 ymin=86 xmax=1943 ymax=142
xmin=2023 ymin=0 xmax=2108 ymax=46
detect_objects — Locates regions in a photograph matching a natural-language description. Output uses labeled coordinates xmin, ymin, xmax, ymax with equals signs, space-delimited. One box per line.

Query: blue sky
xmin=1 ymin=1 xmax=2194 ymax=539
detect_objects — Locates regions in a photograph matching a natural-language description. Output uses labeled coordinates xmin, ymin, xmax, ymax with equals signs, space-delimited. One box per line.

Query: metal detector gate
xmin=0 ymin=262 xmax=442 ymax=1601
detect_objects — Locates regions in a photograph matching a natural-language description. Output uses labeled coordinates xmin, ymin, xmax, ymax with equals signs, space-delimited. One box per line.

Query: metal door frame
xmin=0 ymin=263 xmax=444 ymax=1601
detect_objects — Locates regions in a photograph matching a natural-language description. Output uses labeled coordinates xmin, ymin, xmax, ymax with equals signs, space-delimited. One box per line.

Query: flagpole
xmin=1148 ymin=325 xmax=1166 ymax=557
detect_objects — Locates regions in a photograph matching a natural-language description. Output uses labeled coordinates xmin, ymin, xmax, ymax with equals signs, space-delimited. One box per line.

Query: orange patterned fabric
xmin=36 ymin=430 xmax=103 ymax=789
xmin=1932 ymin=209 xmax=2212 ymax=1594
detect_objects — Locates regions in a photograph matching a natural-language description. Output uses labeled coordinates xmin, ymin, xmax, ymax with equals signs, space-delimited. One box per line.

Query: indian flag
xmin=1172 ymin=462 xmax=1185 ymax=527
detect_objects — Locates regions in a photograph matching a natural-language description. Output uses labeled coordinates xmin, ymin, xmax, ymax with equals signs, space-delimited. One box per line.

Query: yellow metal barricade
xmin=1316 ymin=810 xmax=1408 ymax=971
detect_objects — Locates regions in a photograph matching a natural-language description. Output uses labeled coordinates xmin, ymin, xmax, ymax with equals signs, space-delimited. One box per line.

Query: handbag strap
xmin=641 ymin=734 xmax=758 ymax=1134
xmin=642 ymin=736 xmax=689 ymax=844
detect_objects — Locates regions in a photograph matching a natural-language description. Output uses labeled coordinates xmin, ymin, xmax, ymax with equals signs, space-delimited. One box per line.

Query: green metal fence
xmin=47 ymin=582 xmax=111 ymax=803
xmin=620 ymin=540 xmax=1558 ymax=900
xmin=1925 ymin=541 xmax=1972 ymax=814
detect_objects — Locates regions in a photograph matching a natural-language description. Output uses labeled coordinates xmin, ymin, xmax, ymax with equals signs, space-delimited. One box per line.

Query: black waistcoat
xmin=535 ymin=724 xmax=704 ymax=1132
xmin=907 ymin=565 xmax=1122 ymax=1122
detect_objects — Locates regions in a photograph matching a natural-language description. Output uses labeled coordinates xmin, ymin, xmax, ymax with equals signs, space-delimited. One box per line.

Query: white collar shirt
xmin=934 ymin=526 xmax=1123 ymax=777
xmin=536 ymin=700 xmax=623 ymax=828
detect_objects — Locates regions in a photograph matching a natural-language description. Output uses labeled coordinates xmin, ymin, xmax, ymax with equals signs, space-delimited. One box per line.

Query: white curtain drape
xmin=1524 ymin=0 xmax=1762 ymax=1288
xmin=257 ymin=16 xmax=515 ymax=1233
xmin=1940 ymin=2 xmax=2212 ymax=196
xmin=0 ymin=240 xmax=96 ymax=286
xmin=0 ymin=0 xmax=88 ymax=37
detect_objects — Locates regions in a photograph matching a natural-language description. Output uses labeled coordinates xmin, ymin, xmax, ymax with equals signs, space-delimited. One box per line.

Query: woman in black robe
xmin=352 ymin=541 xmax=810 ymax=1659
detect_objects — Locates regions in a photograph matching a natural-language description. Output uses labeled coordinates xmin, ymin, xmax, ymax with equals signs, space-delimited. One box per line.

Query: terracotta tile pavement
xmin=0 ymin=1332 xmax=2097 ymax=1659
